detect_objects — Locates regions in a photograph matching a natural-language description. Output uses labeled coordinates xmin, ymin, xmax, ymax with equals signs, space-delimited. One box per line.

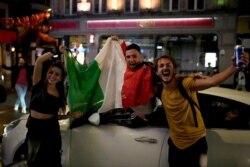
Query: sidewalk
xmin=1 ymin=90 xmax=31 ymax=109
xmin=0 ymin=91 xmax=30 ymax=136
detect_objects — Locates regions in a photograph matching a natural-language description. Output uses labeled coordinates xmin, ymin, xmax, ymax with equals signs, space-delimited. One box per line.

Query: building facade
xmin=49 ymin=0 xmax=245 ymax=85
xmin=1 ymin=0 xmax=249 ymax=88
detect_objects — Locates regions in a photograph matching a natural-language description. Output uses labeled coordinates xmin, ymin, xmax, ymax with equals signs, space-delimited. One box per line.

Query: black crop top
xmin=29 ymin=80 xmax=61 ymax=115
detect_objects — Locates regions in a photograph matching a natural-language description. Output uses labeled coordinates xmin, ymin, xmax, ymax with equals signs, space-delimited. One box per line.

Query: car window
xmin=198 ymin=93 xmax=250 ymax=130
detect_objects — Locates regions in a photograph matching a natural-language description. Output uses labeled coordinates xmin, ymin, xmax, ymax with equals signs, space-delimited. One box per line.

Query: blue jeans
xmin=15 ymin=83 xmax=28 ymax=109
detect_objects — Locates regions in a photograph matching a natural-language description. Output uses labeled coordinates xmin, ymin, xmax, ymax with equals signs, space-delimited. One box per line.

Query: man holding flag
xmin=65 ymin=36 xmax=201 ymax=126
xmin=65 ymin=36 xmax=157 ymax=126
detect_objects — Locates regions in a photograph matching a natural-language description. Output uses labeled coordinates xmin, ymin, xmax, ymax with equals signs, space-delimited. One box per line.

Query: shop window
xmin=188 ymin=0 xmax=204 ymax=10
xmin=76 ymin=0 xmax=93 ymax=14
xmin=94 ymin=0 xmax=107 ymax=14
xmin=99 ymin=34 xmax=218 ymax=73
xmin=140 ymin=0 xmax=160 ymax=11
xmin=51 ymin=0 xmax=73 ymax=15
xmin=162 ymin=0 xmax=179 ymax=11
xmin=73 ymin=0 xmax=78 ymax=14
xmin=205 ymin=52 xmax=217 ymax=68
xmin=68 ymin=35 xmax=88 ymax=65
xmin=156 ymin=34 xmax=218 ymax=73
xmin=52 ymin=0 xmax=94 ymax=15
xmin=100 ymin=35 xmax=155 ymax=62
xmin=125 ymin=0 xmax=139 ymax=13
xmin=107 ymin=0 xmax=124 ymax=12
xmin=65 ymin=0 xmax=71 ymax=15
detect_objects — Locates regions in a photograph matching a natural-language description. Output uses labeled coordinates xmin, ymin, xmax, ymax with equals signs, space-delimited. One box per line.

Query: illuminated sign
xmin=50 ymin=21 xmax=80 ymax=31
xmin=87 ymin=18 xmax=214 ymax=29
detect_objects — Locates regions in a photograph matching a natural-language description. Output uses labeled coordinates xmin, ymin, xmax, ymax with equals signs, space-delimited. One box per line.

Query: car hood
xmin=199 ymin=87 xmax=250 ymax=105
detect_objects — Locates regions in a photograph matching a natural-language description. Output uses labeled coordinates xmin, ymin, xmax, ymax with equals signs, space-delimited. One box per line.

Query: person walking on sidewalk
xmin=2 ymin=57 xmax=32 ymax=113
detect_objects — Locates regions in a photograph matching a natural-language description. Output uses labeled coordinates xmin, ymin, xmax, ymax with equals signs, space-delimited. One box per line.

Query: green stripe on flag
xmin=66 ymin=51 xmax=104 ymax=113
xmin=65 ymin=37 xmax=126 ymax=116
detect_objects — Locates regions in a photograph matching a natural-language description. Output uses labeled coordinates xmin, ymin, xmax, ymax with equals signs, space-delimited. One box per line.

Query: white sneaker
xmin=14 ymin=105 xmax=19 ymax=111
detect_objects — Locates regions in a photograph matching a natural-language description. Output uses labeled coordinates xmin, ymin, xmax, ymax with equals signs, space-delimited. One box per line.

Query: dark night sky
xmin=0 ymin=0 xmax=49 ymax=17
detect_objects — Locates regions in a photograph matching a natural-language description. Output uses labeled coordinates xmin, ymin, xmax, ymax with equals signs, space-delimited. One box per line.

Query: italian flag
xmin=66 ymin=37 xmax=126 ymax=117
xmin=65 ymin=37 xmax=153 ymax=124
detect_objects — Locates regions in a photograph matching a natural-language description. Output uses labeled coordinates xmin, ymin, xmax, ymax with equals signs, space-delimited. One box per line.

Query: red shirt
xmin=16 ymin=68 xmax=28 ymax=85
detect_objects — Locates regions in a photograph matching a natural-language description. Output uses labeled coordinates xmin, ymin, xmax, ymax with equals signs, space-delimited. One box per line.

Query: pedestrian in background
xmin=205 ymin=62 xmax=214 ymax=76
xmin=154 ymin=51 xmax=249 ymax=167
xmin=2 ymin=57 xmax=32 ymax=113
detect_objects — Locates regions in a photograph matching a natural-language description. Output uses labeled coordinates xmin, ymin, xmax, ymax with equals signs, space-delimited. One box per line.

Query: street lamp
xmin=11 ymin=46 xmax=15 ymax=52
xmin=10 ymin=45 xmax=16 ymax=66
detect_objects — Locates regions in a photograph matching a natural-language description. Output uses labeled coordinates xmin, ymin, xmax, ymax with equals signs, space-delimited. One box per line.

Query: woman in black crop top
xmin=25 ymin=46 xmax=82 ymax=167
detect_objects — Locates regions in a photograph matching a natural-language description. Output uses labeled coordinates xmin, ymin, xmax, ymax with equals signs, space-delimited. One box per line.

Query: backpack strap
xmin=177 ymin=78 xmax=199 ymax=127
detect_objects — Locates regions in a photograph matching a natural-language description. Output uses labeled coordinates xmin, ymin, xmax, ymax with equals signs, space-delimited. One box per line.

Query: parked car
xmin=1 ymin=87 xmax=250 ymax=167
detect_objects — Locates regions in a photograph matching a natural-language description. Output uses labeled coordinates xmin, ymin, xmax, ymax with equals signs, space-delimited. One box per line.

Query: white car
xmin=1 ymin=87 xmax=250 ymax=167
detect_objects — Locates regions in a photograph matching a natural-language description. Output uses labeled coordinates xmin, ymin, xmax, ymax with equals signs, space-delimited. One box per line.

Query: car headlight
xmin=3 ymin=119 xmax=21 ymax=134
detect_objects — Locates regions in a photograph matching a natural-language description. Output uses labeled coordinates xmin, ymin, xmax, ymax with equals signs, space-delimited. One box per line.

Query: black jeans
xmin=168 ymin=137 xmax=208 ymax=167
xmin=26 ymin=116 xmax=62 ymax=167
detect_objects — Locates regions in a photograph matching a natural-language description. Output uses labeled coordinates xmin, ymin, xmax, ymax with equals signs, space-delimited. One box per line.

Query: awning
xmin=0 ymin=29 xmax=17 ymax=44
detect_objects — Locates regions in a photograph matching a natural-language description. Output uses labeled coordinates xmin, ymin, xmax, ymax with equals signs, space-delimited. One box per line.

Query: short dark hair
xmin=126 ymin=43 xmax=141 ymax=53
xmin=154 ymin=55 xmax=177 ymax=70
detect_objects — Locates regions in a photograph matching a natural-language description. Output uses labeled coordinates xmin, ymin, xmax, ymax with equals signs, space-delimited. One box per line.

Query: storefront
xmin=49 ymin=14 xmax=238 ymax=85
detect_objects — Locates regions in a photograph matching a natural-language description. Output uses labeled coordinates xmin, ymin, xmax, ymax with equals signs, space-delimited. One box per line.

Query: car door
xmin=64 ymin=124 xmax=168 ymax=167
xmin=198 ymin=91 xmax=250 ymax=167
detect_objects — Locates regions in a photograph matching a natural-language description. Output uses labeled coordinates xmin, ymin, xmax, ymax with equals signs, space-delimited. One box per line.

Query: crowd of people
xmin=0 ymin=36 xmax=249 ymax=167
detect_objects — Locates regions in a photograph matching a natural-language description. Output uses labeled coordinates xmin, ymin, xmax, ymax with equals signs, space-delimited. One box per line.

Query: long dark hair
xmin=45 ymin=61 xmax=66 ymax=111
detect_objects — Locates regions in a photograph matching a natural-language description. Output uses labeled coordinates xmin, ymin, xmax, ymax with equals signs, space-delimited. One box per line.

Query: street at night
xmin=0 ymin=92 xmax=29 ymax=134
xmin=0 ymin=91 xmax=29 ymax=167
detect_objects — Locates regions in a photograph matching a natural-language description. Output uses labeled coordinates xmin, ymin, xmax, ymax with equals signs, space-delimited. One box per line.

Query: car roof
xmin=198 ymin=87 xmax=250 ymax=105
